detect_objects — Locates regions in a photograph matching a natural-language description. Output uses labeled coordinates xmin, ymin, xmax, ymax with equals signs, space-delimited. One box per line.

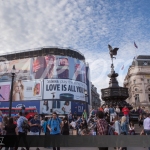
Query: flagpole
xmin=134 ymin=41 xmax=138 ymax=59
xmin=135 ymin=47 xmax=137 ymax=59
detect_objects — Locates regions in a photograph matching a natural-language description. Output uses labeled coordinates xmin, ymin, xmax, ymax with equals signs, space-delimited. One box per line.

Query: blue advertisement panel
xmin=71 ymin=101 xmax=86 ymax=116
xmin=0 ymin=101 xmax=40 ymax=115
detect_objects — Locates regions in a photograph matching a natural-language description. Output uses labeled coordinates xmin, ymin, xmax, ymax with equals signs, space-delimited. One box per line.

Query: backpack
xmin=107 ymin=125 xmax=115 ymax=135
xmin=48 ymin=118 xmax=61 ymax=129
xmin=21 ymin=119 xmax=30 ymax=133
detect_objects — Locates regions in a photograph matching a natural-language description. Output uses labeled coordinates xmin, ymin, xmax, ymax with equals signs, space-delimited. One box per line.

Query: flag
xmin=134 ymin=42 xmax=138 ymax=48
xmin=121 ymin=65 xmax=124 ymax=70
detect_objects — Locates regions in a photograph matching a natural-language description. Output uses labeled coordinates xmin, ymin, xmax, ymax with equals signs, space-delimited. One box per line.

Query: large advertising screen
xmin=0 ymin=58 xmax=31 ymax=80
xmin=0 ymin=54 xmax=87 ymax=102
xmin=0 ymin=55 xmax=86 ymax=83
xmin=0 ymin=82 xmax=11 ymax=101
xmin=12 ymin=80 xmax=42 ymax=101
xmin=40 ymin=100 xmax=71 ymax=115
xmin=43 ymin=79 xmax=87 ymax=101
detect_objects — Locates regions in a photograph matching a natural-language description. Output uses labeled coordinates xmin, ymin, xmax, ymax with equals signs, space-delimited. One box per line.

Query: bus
xmin=0 ymin=107 xmax=37 ymax=119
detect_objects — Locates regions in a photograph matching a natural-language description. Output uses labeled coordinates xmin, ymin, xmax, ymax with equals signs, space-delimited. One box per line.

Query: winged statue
xmin=108 ymin=44 xmax=119 ymax=59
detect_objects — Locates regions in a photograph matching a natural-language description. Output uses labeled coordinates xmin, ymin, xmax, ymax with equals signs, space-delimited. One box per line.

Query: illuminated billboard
xmin=12 ymin=80 xmax=42 ymax=101
xmin=0 ymin=82 xmax=11 ymax=101
xmin=40 ymin=100 xmax=71 ymax=115
xmin=43 ymin=79 xmax=87 ymax=101
xmin=0 ymin=54 xmax=87 ymax=102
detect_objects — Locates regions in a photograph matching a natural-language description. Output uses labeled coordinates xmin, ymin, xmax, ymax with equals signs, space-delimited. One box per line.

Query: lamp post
xmin=9 ymin=65 xmax=16 ymax=118
xmin=51 ymin=92 xmax=55 ymax=113
xmin=84 ymin=90 xmax=88 ymax=114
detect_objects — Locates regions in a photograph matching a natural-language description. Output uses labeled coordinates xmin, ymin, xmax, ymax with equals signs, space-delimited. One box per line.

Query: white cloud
xmin=0 ymin=0 xmax=150 ymax=97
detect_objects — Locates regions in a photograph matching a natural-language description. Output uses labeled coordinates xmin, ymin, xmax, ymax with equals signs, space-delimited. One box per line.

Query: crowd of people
xmin=0 ymin=104 xmax=150 ymax=150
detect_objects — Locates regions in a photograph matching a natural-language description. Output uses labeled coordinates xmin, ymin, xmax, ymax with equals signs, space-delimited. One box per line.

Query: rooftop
xmin=0 ymin=46 xmax=85 ymax=61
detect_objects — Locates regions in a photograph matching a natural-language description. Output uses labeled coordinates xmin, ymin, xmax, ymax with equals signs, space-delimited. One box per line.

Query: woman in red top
xmin=122 ymin=105 xmax=130 ymax=123
xmin=99 ymin=106 xmax=104 ymax=112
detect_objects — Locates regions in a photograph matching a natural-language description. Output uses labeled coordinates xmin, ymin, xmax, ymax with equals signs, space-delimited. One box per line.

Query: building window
xmin=133 ymin=80 xmax=136 ymax=84
xmin=135 ymin=94 xmax=140 ymax=104
xmin=148 ymin=94 xmax=150 ymax=102
xmin=147 ymin=79 xmax=150 ymax=83
xmin=135 ymin=88 xmax=138 ymax=91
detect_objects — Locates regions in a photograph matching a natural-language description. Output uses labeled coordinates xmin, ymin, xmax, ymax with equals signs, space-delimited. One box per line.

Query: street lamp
xmin=84 ymin=90 xmax=88 ymax=114
xmin=9 ymin=65 xmax=16 ymax=118
xmin=51 ymin=92 xmax=55 ymax=113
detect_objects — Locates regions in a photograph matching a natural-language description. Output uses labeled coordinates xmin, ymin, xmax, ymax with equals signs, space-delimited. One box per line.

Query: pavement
xmin=27 ymin=147 xmax=148 ymax=150
xmin=1 ymin=124 xmax=148 ymax=150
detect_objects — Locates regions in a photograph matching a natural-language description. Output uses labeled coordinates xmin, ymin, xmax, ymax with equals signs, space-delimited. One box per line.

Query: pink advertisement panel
xmin=0 ymin=82 xmax=11 ymax=101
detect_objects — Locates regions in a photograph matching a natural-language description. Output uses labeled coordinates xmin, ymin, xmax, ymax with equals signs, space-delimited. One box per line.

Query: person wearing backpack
xmin=15 ymin=112 xmax=29 ymax=150
xmin=47 ymin=112 xmax=62 ymax=150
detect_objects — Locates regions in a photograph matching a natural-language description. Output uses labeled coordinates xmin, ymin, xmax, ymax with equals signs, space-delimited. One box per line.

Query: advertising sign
xmin=40 ymin=100 xmax=71 ymax=115
xmin=0 ymin=101 xmax=40 ymax=114
xmin=0 ymin=55 xmax=86 ymax=82
xmin=43 ymin=79 xmax=87 ymax=101
xmin=0 ymin=82 xmax=11 ymax=101
xmin=12 ymin=80 xmax=42 ymax=101
xmin=0 ymin=58 xmax=31 ymax=75
xmin=31 ymin=55 xmax=86 ymax=82
xmin=71 ymin=101 xmax=86 ymax=115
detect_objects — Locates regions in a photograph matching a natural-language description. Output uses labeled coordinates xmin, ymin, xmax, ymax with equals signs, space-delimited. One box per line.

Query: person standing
xmin=29 ymin=114 xmax=41 ymax=135
xmin=47 ymin=112 xmax=62 ymax=150
xmin=68 ymin=113 xmax=73 ymax=123
xmin=2 ymin=116 xmax=8 ymax=135
xmin=82 ymin=109 xmax=87 ymax=121
xmin=138 ymin=114 xmax=143 ymax=127
xmin=115 ymin=105 xmax=120 ymax=117
xmin=120 ymin=116 xmax=128 ymax=135
xmin=96 ymin=111 xmax=108 ymax=150
xmin=99 ymin=106 xmax=104 ymax=112
xmin=104 ymin=105 xmax=109 ymax=114
xmin=62 ymin=116 xmax=69 ymax=135
xmin=89 ymin=108 xmax=95 ymax=117
xmin=29 ymin=114 xmax=41 ymax=150
xmin=4 ymin=117 xmax=18 ymax=150
xmin=120 ymin=116 xmax=128 ymax=150
xmin=21 ymin=105 xmax=25 ymax=116
xmin=104 ymin=105 xmax=109 ymax=122
xmin=113 ymin=115 xmax=121 ymax=135
xmin=122 ymin=105 xmax=130 ymax=123
xmin=109 ymin=105 xmax=115 ymax=122
xmin=143 ymin=113 xmax=150 ymax=150
xmin=15 ymin=112 xmax=29 ymax=150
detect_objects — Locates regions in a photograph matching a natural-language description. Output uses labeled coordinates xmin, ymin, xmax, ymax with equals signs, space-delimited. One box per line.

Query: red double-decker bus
xmin=0 ymin=107 xmax=37 ymax=119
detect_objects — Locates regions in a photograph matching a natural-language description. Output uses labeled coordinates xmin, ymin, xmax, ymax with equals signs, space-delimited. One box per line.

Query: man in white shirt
xmin=104 ymin=105 xmax=109 ymax=113
xmin=143 ymin=113 xmax=150 ymax=150
xmin=143 ymin=113 xmax=150 ymax=131
xmin=70 ymin=121 xmax=76 ymax=129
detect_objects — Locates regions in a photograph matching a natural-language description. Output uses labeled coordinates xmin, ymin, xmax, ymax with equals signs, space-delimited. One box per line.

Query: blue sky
xmin=0 ymin=0 xmax=150 ymax=96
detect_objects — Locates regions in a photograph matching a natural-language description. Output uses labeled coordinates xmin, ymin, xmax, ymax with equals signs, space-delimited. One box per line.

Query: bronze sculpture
xmin=108 ymin=44 xmax=119 ymax=63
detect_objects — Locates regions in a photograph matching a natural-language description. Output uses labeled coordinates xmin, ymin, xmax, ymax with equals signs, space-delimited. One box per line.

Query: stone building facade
xmin=124 ymin=55 xmax=150 ymax=110
xmin=91 ymin=82 xmax=101 ymax=109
